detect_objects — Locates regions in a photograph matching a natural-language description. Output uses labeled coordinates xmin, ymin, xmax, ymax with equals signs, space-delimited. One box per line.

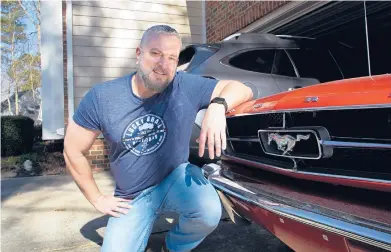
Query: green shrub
xmin=33 ymin=124 xmax=42 ymax=142
xmin=1 ymin=116 xmax=35 ymax=157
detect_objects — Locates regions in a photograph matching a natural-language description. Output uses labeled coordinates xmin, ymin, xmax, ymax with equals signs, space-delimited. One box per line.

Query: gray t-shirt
xmin=73 ymin=71 xmax=218 ymax=199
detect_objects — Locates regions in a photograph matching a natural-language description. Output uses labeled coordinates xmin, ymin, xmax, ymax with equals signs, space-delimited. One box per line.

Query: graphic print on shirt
xmin=122 ymin=114 xmax=167 ymax=156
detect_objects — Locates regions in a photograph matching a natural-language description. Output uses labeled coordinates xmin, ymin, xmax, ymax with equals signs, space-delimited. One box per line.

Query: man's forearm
xmin=64 ymin=151 xmax=102 ymax=205
xmin=215 ymin=81 xmax=253 ymax=111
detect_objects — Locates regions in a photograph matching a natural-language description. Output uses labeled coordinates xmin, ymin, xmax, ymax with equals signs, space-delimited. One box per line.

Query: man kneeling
xmin=63 ymin=25 xmax=253 ymax=252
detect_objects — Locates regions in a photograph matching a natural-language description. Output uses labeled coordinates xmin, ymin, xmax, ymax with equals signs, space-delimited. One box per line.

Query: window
xmin=178 ymin=45 xmax=220 ymax=71
xmin=272 ymin=50 xmax=296 ymax=77
xmin=178 ymin=47 xmax=196 ymax=71
xmin=229 ymin=49 xmax=275 ymax=74
xmin=287 ymin=48 xmax=343 ymax=83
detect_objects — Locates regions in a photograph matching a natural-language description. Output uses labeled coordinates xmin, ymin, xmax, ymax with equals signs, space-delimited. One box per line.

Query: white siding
xmin=72 ymin=0 xmax=204 ymax=107
xmin=73 ymin=36 xmax=193 ymax=49
xmin=72 ymin=27 xmax=200 ymax=43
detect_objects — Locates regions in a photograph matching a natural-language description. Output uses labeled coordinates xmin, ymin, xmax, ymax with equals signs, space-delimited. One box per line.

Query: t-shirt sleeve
xmin=178 ymin=72 xmax=219 ymax=111
xmin=72 ymin=87 xmax=101 ymax=131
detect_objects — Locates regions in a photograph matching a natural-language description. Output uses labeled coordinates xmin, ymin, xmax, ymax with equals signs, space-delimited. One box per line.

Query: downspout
xmin=201 ymin=0 xmax=206 ymax=43
xmin=66 ymin=0 xmax=74 ymax=125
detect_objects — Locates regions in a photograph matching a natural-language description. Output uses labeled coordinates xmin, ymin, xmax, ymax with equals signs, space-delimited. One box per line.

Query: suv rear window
xmin=229 ymin=49 xmax=275 ymax=74
xmin=178 ymin=44 xmax=220 ymax=71
xmin=287 ymin=48 xmax=343 ymax=83
xmin=272 ymin=50 xmax=296 ymax=77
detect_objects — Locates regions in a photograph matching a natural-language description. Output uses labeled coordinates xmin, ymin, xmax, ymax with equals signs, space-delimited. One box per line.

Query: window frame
xmin=271 ymin=49 xmax=300 ymax=78
xmin=284 ymin=48 xmax=345 ymax=82
xmin=221 ymin=47 xmax=277 ymax=75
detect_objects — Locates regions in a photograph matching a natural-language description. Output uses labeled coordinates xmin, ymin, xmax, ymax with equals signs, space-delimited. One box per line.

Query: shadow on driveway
xmin=80 ymin=215 xmax=109 ymax=246
xmin=80 ymin=214 xmax=292 ymax=252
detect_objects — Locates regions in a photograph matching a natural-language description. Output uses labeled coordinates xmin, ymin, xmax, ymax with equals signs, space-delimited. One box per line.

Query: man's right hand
xmin=92 ymin=194 xmax=133 ymax=218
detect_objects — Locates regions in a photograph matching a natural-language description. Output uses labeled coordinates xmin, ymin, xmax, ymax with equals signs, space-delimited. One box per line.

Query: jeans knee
xmin=185 ymin=199 xmax=222 ymax=233
xmin=201 ymin=204 xmax=222 ymax=231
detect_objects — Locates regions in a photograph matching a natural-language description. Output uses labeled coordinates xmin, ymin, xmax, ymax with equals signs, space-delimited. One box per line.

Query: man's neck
xmin=132 ymin=73 xmax=158 ymax=99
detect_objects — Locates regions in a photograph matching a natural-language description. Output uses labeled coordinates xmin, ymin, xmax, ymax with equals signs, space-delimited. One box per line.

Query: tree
xmin=18 ymin=0 xmax=40 ymax=53
xmin=18 ymin=0 xmax=41 ymax=117
xmin=1 ymin=0 xmax=27 ymax=115
xmin=13 ymin=53 xmax=41 ymax=96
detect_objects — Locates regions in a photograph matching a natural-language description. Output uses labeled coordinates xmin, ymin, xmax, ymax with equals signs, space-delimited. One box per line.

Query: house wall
xmin=206 ymin=1 xmax=289 ymax=42
xmin=71 ymin=0 xmax=203 ymax=107
xmin=63 ymin=0 xmax=204 ymax=171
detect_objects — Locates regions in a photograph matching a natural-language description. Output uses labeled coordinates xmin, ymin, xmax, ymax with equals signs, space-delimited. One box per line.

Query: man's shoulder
xmin=175 ymin=70 xmax=196 ymax=80
xmin=91 ymin=73 xmax=133 ymax=97
xmin=174 ymin=71 xmax=218 ymax=87
xmin=173 ymin=71 xmax=203 ymax=85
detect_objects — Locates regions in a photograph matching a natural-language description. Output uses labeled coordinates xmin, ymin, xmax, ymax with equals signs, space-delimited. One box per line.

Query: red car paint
xmin=228 ymin=195 xmax=386 ymax=252
xmin=227 ymin=74 xmax=391 ymax=116
xmin=225 ymin=74 xmax=391 ymax=192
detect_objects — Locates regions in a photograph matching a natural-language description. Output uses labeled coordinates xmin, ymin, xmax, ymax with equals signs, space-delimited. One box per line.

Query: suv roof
xmin=218 ymin=33 xmax=324 ymax=49
xmin=222 ymin=33 xmax=314 ymax=42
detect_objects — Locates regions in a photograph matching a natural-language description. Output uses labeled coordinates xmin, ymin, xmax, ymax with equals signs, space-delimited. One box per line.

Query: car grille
xmin=227 ymin=113 xmax=284 ymax=138
xmin=226 ymin=107 xmax=391 ymax=181
xmin=286 ymin=108 xmax=391 ymax=141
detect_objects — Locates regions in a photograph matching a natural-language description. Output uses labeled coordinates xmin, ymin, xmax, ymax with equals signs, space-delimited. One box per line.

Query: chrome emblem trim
xmin=268 ymin=133 xmax=310 ymax=155
xmin=226 ymin=104 xmax=391 ymax=118
xmin=304 ymin=96 xmax=319 ymax=103
xmin=253 ymin=104 xmax=263 ymax=109
xmin=258 ymin=127 xmax=333 ymax=160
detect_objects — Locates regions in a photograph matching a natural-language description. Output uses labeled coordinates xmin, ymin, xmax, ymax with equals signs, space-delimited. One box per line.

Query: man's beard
xmin=137 ymin=65 xmax=174 ymax=93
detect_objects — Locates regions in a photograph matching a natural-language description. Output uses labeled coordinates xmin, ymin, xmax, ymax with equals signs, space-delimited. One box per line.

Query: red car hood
xmin=227 ymin=74 xmax=391 ymax=116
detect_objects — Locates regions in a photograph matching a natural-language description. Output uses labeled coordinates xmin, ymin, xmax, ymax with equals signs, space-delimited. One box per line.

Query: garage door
xmin=269 ymin=1 xmax=391 ymax=78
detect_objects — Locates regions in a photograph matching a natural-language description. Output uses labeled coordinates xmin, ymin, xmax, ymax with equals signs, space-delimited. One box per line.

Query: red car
xmin=202 ymin=74 xmax=391 ymax=252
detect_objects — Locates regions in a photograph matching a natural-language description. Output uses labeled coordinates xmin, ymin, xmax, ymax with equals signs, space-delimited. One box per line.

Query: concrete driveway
xmin=1 ymin=171 xmax=288 ymax=252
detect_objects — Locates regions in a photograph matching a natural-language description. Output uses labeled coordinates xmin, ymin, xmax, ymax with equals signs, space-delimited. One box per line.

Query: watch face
xmin=212 ymin=97 xmax=225 ymax=103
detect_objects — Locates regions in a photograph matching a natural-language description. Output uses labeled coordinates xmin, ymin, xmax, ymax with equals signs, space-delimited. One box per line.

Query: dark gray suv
xmin=178 ymin=33 xmax=347 ymax=164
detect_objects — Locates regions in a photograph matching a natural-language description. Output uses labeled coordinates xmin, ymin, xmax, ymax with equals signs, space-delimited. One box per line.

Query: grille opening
xmin=301 ymin=148 xmax=391 ymax=179
xmin=287 ymin=108 xmax=391 ymax=141
xmin=227 ymin=113 xmax=284 ymax=138
xmin=226 ymin=108 xmax=391 ymax=181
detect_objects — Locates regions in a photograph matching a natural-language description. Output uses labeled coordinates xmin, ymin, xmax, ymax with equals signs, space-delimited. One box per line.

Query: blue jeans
xmin=101 ymin=162 xmax=222 ymax=252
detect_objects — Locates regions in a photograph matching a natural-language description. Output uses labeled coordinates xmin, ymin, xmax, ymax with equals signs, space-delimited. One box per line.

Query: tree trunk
xmin=7 ymin=98 xmax=12 ymax=114
xmin=36 ymin=0 xmax=41 ymax=54
xmin=7 ymin=90 xmax=12 ymax=115
xmin=29 ymin=56 xmax=35 ymax=101
xmin=15 ymin=87 xmax=19 ymax=115
xmin=31 ymin=73 xmax=35 ymax=100
xmin=37 ymin=22 xmax=41 ymax=54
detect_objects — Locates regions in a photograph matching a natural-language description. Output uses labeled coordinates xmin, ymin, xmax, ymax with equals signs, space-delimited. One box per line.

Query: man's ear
xmin=136 ymin=47 xmax=141 ymax=64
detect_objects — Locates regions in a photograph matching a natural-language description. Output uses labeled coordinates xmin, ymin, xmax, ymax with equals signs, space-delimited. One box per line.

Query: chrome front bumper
xmin=202 ymin=162 xmax=391 ymax=251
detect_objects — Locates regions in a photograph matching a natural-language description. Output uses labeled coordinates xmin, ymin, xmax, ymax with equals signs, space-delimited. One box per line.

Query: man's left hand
xmin=197 ymin=103 xmax=227 ymax=159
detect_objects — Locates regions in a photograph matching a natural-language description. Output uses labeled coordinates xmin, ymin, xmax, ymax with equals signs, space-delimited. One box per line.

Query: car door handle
xmin=288 ymin=86 xmax=302 ymax=91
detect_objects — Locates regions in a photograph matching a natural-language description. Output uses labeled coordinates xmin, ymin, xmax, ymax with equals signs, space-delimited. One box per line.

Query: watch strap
xmin=210 ymin=97 xmax=228 ymax=112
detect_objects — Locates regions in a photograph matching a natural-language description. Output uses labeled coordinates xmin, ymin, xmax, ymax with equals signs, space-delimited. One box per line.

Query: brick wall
xmin=206 ymin=1 xmax=289 ymax=43
xmin=86 ymin=139 xmax=111 ymax=171
xmin=62 ymin=2 xmax=110 ymax=171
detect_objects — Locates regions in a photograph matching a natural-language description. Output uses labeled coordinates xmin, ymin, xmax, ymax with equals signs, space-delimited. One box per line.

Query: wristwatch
xmin=210 ymin=97 xmax=228 ymax=112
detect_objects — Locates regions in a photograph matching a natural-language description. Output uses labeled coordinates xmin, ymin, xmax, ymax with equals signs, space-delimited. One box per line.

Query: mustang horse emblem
xmin=268 ymin=133 xmax=311 ymax=155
